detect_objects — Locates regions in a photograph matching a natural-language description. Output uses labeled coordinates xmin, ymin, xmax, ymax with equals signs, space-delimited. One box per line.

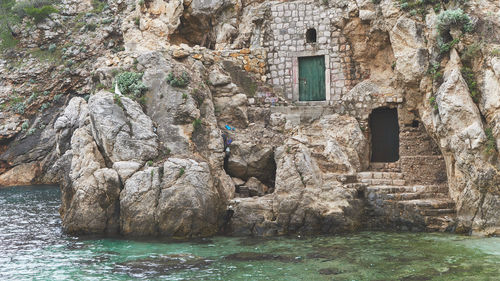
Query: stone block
xmin=358 ymin=172 xmax=372 ymax=179
xmin=392 ymin=179 xmax=406 ymax=186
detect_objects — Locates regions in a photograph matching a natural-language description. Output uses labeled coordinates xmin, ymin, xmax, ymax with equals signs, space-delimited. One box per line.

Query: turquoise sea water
xmin=1 ymin=185 xmax=499 ymax=280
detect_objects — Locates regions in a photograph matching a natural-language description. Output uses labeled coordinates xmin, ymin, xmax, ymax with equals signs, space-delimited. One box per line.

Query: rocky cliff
xmin=1 ymin=0 xmax=499 ymax=237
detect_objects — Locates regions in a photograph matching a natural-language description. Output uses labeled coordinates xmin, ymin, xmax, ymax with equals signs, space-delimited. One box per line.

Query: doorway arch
xmin=369 ymin=107 xmax=399 ymax=162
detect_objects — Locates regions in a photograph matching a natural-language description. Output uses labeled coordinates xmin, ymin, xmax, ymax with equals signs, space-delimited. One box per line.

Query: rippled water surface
xmin=1 ymin=185 xmax=500 ymax=280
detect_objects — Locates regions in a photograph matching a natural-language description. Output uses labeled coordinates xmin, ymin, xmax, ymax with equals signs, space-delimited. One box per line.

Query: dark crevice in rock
xmin=170 ymin=15 xmax=216 ymax=50
xmin=226 ymin=149 xmax=277 ymax=198
xmin=220 ymin=209 xmax=234 ymax=233
xmin=89 ymin=115 xmax=114 ymax=169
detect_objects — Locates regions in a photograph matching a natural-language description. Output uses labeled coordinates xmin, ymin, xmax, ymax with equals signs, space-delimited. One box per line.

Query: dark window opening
xmin=370 ymin=107 xmax=399 ymax=162
xmin=411 ymin=120 xmax=419 ymax=128
xmin=306 ymin=28 xmax=317 ymax=43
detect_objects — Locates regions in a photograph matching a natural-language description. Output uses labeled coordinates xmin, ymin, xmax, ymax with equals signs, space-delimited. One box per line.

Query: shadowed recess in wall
xmin=369 ymin=107 xmax=399 ymax=162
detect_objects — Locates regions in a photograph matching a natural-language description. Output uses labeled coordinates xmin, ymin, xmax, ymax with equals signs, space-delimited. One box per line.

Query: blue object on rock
xmin=225 ymin=125 xmax=231 ymax=130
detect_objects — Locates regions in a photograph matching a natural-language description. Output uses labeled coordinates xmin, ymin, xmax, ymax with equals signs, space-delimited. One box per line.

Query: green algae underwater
xmin=1 ymin=185 xmax=499 ymax=280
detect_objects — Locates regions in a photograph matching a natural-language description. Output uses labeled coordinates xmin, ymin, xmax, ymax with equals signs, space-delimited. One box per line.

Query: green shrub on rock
xmin=21 ymin=120 xmax=29 ymax=132
xmin=461 ymin=67 xmax=480 ymax=103
xmin=485 ymin=128 xmax=497 ymax=154
xmin=24 ymin=5 xmax=59 ymax=23
xmin=436 ymin=9 xmax=473 ymax=35
xmin=12 ymin=0 xmax=53 ymax=17
xmin=166 ymin=71 xmax=190 ymax=88
xmin=114 ymin=72 xmax=148 ymax=98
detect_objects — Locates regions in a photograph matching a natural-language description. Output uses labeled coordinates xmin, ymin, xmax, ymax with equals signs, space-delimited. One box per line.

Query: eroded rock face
xmin=54 ymin=97 xmax=89 ymax=156
xmin=390 ymin=17 xmax=428 ymax=85
xmin=140 ymin=52 xmax=201 ymax=155
xmin=156 ymin=158 xmax=221 ymax=237
xmin=61 ymin=91 xmax=160 ymax=235
xmin=120 ymin=167 xmax=161 ymax=236
xmin=89 ymin=91 xmax=158 ymax=163
xmin=120 ymin=158 xmax=223 ymax=237
xmin=228 ymin=114 xmax=366 ymax=236
xmin=59 ymin=78 xmax=229 ymax=237
xmin=421 ymin=50 xmax=500 ymax=235
xmin=61 ymin=126 xmax=121 ymax=234
xmin=122 ymin=0 xmax=184 ymax=51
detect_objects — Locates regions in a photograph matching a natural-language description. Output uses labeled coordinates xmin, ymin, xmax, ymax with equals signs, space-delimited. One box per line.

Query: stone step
xmin=361 ymin=179 xmax=406 ymax=185
xmin=369 ymin=162 xmax=401 ymax=172
xmin=424 ymin=215 xmax=456 ymax=225
xmin=344 ymin=183 xmax=366 ymax=190
xmin=381 ymin=192 xmax=448 ymax=201
xmin=395 ymin=199 xmax=455 ymax=210
xmin=425 ymin=215 xmax=456 ymax=232
xmin=420 ymin=208 xmax=456 ymax=216
xmin=357 ymin=171 xmax=404 ymax=180
xmin=366 ymin=185 xmax=439 ymax=194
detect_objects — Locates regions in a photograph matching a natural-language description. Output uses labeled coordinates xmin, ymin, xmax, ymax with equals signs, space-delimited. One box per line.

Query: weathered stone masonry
xmin=264 ymin=1 xmax=359 ymax=102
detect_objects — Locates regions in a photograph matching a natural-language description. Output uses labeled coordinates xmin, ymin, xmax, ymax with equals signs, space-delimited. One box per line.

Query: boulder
xmin=112 ymin=161 xmax=143 ymax=183
xmin=227 ymin=143 xmax=363 ymax=236
xmin=0 ymin=162 xmax=40 ymax=187
xmin=245 ymin=177 xmax=268 ymax=197
xmin=208 ymin=67 xmax=232 ymax=86
xmin=213 ymin=93 xmax=249 ymax=127
xmin=156 ymin=158 xmax=221 ymax=237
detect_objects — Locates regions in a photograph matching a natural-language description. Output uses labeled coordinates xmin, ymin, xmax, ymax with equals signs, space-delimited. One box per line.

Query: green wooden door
xmin=299 ymin=56 xmax=326 ymax=101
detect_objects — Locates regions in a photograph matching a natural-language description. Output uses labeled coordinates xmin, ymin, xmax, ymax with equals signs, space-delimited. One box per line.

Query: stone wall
xmin=263 ymin=1 xmax=358 ymax=101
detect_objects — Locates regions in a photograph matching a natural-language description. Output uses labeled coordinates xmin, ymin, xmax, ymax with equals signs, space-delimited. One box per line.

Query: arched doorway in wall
xmin=369 ymin=107 xmax=399 ymax=162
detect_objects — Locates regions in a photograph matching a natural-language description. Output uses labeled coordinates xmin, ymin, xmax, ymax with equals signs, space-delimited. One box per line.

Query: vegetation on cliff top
xmin=1 ymin=0 xmax=59 ymax=50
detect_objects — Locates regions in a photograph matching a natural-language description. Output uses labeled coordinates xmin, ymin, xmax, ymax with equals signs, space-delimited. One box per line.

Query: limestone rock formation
xmin=88 ymin=91 xmax=158 ymax=164
xmin=228 ymin=114 xmax=366 ymax=236
xmin=120 ymin=158 xmax=222 ymax=237
xmin=61 ymin=126 xmax=121 ymax=234
xmin=1 ymin=0 xmax=500 ymax=238
xmin=390 ymin=17 xmax=429 ymax=85
xmin=421 ymin=50 xmax=500 ymax=235
xmin=156 ymin=158 xmax=221 ymax=237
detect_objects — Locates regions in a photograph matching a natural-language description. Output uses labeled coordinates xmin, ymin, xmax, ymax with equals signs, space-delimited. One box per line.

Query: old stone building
xmin=264 ymin=2 xmax=355 ymax=102
xmin=259 ymin=1 xmax=452 ymax=232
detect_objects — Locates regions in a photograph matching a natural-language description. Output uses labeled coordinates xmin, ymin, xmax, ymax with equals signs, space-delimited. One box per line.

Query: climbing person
xmin=225 ymin=137 xmax=232 ymax=157
xmin=222 ymin=125 xmax=234 ymax=157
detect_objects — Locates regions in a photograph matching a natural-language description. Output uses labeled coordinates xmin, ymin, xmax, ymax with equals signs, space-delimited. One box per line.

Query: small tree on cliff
xmin=0 ymin=0 xmax=18 ymax=49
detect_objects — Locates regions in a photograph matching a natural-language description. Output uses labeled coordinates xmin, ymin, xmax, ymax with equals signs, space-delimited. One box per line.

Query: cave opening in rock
xmin=223 ymin=148 xmax=277 ymax=198
xmin=170 ymin=14 xmax=216 ymax=50
xmin=369 ymin=107 xmax=399 ymax=162
xmin=411 ymin=120 xmax=419 ymax=128
xmin=306 ymin=28 xmax=317 ymax=43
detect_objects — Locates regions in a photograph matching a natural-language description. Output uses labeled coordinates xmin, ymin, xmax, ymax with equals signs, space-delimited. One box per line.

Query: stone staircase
xmin=358 ymin=171 xmax=456 ymax=232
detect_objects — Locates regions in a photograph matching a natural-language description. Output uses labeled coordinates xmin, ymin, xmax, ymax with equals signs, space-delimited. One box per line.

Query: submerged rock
xmin=223 ymin=252 xmax=298 ymax=263
xmin=113 ymin=254 xmax=213 ymax=277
